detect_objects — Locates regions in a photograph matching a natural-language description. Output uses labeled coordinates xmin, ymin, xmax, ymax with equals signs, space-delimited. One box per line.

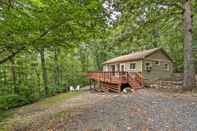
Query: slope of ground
xmin=1 ymin=89 xmax=197 ymax=131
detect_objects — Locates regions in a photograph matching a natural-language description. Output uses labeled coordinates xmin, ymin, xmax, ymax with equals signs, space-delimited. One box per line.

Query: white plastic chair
xmin=69 ymin=86 xmax=74 ymax=92
xmin=76 ymin=85 xmax=80 ymax=91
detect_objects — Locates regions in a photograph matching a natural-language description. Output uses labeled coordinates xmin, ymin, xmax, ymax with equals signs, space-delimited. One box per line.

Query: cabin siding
xmin=103 ymin=65 xmax=109 ymax=72
xmin=143 ymin=50 xmax=173 ymax=80
xmin=103 ymin=49 xmax=173 ymax=81
xmin=124 ymin=60 xmax=143 ymax=72
xmin=103 ymin=60 xmax=143 ymax=72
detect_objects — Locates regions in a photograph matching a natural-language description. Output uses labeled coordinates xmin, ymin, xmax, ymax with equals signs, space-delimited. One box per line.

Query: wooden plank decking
xmin=86 ymin=71 xmax=144 ymax=93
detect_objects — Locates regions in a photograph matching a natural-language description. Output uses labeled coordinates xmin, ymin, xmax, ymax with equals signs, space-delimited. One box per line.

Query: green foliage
xmin=0 ymin=95 xmax=28 ymax=110
xmin=0 ymin=0 xmax=108 ymax=111
xmin=0 ymin=110 xmax=13 ymax=123
xmin=99 ymin=0 xmax=197 ymax=72
xmin=0 ymin=0 xmax=196 ymax=116
xmin=19 ymin=85 xmax=40 ymax=103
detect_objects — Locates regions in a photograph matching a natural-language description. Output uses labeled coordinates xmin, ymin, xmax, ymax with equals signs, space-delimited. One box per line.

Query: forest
xmin=0 ymin=0 xmax=197 ymax=118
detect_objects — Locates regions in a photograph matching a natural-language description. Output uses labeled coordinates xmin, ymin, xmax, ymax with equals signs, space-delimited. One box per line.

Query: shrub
xmin=0 ymin=95 xmax=29 ymax=110
xmin=19 ymin=85 xmax=40 ymax=103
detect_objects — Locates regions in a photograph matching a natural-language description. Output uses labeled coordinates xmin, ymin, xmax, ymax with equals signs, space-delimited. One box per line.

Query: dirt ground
xmin=1 ymin=88 xmax=197 ymax=131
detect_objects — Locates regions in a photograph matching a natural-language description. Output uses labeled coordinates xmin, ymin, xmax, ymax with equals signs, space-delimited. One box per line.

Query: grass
xmin=0 ymin=110 xmax=14 ymax=131
xmin=54 ymin=108 xmax=73 ymax=118
xmin=0 ymin=110 xmax=13 ymax=122
xmin=0 ymin=92 xmax=83 ymax=131
xmin=37 ymin=92 xmax=82 ymax=108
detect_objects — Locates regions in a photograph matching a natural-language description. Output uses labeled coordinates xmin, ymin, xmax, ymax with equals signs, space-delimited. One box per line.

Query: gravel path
xmin=3 ymin=89 xmax=197 ymax=131
xmin=58 ymin=89 xmax=197 ymax=131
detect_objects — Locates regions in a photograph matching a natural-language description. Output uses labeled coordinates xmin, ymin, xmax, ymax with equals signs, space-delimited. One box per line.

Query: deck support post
xmin=93 ymin=80 xmax=96 ymax=89
xmin=89 ymin=79 xmax=92 ymax=89
xmin=99 ymin=81 xmax=101 ymax=89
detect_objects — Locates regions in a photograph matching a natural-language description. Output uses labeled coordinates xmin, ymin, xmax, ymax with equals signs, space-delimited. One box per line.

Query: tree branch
xmin=0 ymin=22 xmax=65 ymax=64
xmin=0 ymin=46 xmax=25 ymax=64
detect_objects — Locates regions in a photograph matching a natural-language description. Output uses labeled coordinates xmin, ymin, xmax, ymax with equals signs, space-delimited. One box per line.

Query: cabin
xmin=86 ymin=48 xmax=174 ymax=93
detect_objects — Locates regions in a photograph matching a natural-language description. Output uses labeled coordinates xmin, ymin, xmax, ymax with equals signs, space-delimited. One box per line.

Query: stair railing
xmin=127 ymin=72 xmax=144 ymax=88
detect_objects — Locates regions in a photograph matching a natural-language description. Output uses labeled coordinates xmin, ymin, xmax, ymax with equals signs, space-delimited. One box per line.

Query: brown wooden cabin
xmin=86 ymin=48 xmax=174 ymax=93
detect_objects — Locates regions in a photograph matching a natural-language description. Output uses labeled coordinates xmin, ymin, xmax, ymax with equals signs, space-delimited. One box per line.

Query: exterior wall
xmin=103 ymin=65 xmax=109 ymax=72
xmin=103 ymin=64 xmax=114 ymax=72
xmin=124 ymin=60 xmax=143 ymax=72
xmin=103 ymin=60 xmax=143 ymax=72
xmin=143 ymin=50 xmax=173 ymax=81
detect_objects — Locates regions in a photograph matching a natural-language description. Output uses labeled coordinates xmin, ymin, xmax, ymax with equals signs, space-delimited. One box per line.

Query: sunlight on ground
xmin=0 ymin=92 xmax=82 ymax=131
xmin=37 ymin=92 xmax=82 ymax=108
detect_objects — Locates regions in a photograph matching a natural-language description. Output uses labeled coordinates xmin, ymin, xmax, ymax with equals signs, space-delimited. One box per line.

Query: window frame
xmin=145 ymin=62 xmax=152 ymax=72
xmin=155 ymin=61 xmax=160 ymax=65
xmin=129 ymin=63 xmax=136 ymax=70
xmin=120 ymin=63 xmax=125 ymax=72
xmin=164 ymin=63 xmax=170 ymax=71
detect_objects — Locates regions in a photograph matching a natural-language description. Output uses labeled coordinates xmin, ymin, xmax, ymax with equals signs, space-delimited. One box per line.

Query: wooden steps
xmin=127 ymin=73 xmax=144 ymax=90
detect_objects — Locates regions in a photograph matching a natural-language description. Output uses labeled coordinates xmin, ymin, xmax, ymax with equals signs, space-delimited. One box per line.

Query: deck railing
xmin=86 ymin=71 xmax=144 ymax=86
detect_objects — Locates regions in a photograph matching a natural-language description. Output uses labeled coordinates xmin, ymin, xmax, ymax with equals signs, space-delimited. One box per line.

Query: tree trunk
xmin=54 ymin=48 xmax=60 ymax=89
xmin=40 ymin=48 xmax=49 ymax=96
xmin=183 ymin=0 xmax=196 ymax=89
xmin=80 ymin=49 xmax=88 ymax=72
xmin=10 ymin=58 xmax=19 ymax=94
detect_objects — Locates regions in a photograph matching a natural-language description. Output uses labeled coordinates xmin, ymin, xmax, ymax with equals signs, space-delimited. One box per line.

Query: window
xmin=117 ymin=64 xmax=120 ymax=71
xmin=164 ymin=63 xmax=169 ymax=71
xmin=129 ymin=63 xmax=136 ymax=70
xmin=155 ymin=61 xmax=160 ymax=65
xmin=145 ymin=62 xmax=152 ymax=72
xmin=103 ymin=65 xmax=108 ymax=72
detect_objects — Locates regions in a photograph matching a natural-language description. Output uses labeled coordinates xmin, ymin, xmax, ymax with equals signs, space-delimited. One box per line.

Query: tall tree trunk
xmin=10 ymin=58 xmax=19 ymax=94
xmin=40 ymin=48 xmax=49 ymax=96
xmin=80 ymin=49 xmax=88 ymax=72
xmin=183 ymin=0 xmax=196 ymax=89
xmin=54 ymin=48 xmax=60 ymax=89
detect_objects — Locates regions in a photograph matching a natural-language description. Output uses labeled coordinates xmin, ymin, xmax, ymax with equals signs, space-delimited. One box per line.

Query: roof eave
xmin=103 ymin=58 xmax=143 ymax=65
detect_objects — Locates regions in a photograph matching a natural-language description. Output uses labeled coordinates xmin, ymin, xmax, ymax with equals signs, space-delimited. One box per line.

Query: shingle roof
xmin=103 ymin=48 xmax=171 ymax=64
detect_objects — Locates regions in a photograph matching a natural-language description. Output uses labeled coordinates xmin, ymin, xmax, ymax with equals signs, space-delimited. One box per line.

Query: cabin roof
xmin=103 ymin=48 xmax=173 ymax=64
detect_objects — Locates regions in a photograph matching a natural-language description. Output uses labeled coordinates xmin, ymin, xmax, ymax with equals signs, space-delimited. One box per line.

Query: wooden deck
xmin=86 ymin=71 xmax=144 ymax=93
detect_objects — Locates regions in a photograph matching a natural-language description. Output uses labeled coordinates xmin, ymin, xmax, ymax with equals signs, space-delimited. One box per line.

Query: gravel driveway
xmin=60 ymin=89 xmax=197 ymax=131
xmin=3 ymin=89 xmax=197 ymax=131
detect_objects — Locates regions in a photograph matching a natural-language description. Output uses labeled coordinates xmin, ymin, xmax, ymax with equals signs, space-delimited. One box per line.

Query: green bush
xmin=123 ymin=87 xmax=133 ymax=94
xmin=0 ymin=95 xmax=29 ymax=110
xmin=19 ymin=85 xmax=40 ymax=103
xmin=55 ymin=86 xmax=66 ymax=94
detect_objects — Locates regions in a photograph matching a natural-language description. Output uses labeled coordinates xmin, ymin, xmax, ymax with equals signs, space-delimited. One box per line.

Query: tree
xmin=40 ymin=48 xmax=48 ymax=96
xmin=183 ymin=0 xmax=196 ymax=89
xmin=104 ymin=0 xmax=196 ymax=88
xmin=10 ymin=58 xmax=18 ymax=94
xmin=54 ymin=48 xmax=60 ymax=89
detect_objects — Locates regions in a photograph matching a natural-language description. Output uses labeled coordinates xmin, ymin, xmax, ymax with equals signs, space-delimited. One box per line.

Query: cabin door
xmin=120 ymin=64 xmax=125 ymax=72
xmin=120 ymin=64 xmax=126 ymax=76
xmin=111 ymin=65 xmax=115 ymax=76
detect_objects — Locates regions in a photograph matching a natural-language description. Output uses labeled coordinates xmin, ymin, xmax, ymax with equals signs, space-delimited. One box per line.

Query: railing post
xmin=127 ymin=72 xmax=128 ymax=82
xmin=119 ymin=72 xmax=121 ymax=81
xmin=104 ymin=72 xmax=105 ymax=82
xmin=103 ymin=72 xmax=104 ymax=82
xmin=110 ymin=72 xmax=111 ymax=82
